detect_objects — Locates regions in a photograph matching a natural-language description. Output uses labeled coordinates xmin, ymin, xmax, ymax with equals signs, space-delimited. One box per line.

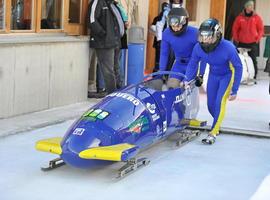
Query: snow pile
xmin=251 ymin=174 xmax=270 ymax=200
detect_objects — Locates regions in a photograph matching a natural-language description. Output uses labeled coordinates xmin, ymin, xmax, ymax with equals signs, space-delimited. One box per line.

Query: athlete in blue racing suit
xmin=184 ymin=18 xmax=243 ymax=144
xmin=159 ymin=7 xmax=205 ymax=87
xmin=159 ymin=7 xmax=205 ymax=124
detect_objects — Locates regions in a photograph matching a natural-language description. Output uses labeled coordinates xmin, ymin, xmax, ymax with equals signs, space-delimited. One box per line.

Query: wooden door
xmin=145 ymin=0 xmax=159 ymax=74
xmin=64 ymin=0 xmax=89 ymax=35
xmin=210 ymin=0 xmax=226 ymax=27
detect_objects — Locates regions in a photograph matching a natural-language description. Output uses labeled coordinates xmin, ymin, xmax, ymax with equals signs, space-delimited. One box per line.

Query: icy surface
xmin=1 ymin=120 xmax=270 ymax=200
xmin=198 ymin=79 xmax=270 ymax=133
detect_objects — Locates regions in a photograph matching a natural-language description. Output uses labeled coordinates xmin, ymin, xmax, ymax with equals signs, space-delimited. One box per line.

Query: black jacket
xmin=88 ymin=0 xmax=121 ymax=48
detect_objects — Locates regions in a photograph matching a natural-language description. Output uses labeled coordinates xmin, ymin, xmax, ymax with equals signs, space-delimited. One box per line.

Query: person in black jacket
xmin=151 ymin=2 xmax=169 ymax=72
xmin=89 ymin=0 xmax=125 ymax=94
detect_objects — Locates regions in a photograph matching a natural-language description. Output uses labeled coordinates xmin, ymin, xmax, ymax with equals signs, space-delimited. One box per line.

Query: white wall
xmin=189 ymin=0 xmax=210 ymax=28
xmin=0 ymin=37 xmax=89 ymax=118
xmin=137 ymin=0 xmax=150 ymax=40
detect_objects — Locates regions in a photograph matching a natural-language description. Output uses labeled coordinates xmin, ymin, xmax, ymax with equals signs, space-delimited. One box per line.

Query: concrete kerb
xmin=0 ymin=116 xmax=79 ymax=139
xmin=189 ymin=126 xmax=270 ymax=139
xmin=0 ymin=101 xmax=99 ymax=138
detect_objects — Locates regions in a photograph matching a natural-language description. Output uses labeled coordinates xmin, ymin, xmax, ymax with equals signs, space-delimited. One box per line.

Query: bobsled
xmin=36 ymin=72 xmax=206 ymax=178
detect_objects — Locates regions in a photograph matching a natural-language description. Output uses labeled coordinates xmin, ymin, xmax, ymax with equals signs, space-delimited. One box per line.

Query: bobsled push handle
xmin=182 ymin=79 xmax=197 ymax=91
xmin=144 ymin=71 xmax=186 ymax=81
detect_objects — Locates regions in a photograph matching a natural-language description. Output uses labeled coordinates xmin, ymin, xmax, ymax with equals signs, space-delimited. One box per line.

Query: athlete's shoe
xmin=202 ymin=134 xmax=216 ymax=145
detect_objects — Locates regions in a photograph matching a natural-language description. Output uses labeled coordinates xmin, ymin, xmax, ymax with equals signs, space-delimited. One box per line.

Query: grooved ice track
xmin=1 ymin=120 xmax=270 ymax=200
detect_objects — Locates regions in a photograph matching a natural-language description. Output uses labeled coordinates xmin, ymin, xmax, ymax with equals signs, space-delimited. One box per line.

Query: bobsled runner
xmin=36 ymin=72 xmax=206 ymax=179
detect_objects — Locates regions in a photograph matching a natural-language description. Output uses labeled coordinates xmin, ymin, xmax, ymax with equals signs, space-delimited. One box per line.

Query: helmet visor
xmin=198 ymin=30 xmax=217 ymax=44
xmin=167 ymin=15 xmax=187 ymax=27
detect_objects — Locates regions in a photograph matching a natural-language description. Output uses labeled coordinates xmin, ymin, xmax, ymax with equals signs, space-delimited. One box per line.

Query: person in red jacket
xmin=232 ymin=0 xmax=264 ymax=81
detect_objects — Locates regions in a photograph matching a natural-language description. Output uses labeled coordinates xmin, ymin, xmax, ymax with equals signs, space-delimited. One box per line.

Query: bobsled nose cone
xmin=60 ymin=137 xmax=108 ymax=168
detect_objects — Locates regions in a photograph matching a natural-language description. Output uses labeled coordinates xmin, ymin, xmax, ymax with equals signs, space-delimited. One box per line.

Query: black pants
xmin=95 ymin=48 xmax=122 ymax=94
xmin=238 ymin=42 xmax=259 ymax=79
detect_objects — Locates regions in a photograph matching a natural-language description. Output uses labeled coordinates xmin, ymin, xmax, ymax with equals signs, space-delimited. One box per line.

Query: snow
xmin=251 ymin=175 xmax=270 ymax=200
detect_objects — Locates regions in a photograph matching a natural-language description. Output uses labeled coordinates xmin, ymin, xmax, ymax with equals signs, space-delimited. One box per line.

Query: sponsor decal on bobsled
xmin=175 ymin=94 xmax=184 ymax=104
xmin=128 ymin=116 xmax=150 ymax=133
xmin=83 ymin=109 xmax=110 ymax=121
xmin=163 ymin=121 xmax=167 ymax=132
xmin=72 ymin=128 xmax=85 ymax=136
xmin=108 ymin=92 xmax=141 ymax=106
xmin=146 ymin=103 xmax=156 ymax=114
xmin=146 ymin=102 xmax=160 ymax=121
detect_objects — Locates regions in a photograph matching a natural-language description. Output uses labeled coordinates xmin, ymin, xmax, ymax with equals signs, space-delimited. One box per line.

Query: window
xmin=11 ymin=0 xmax=33 ymax=30
xmin=0 ymin=0 xmax=4 ymax=29
xmin=0 ymin=0 xmax=88 ymax=35
xmin=68 ymin=0 xmax=81 ymax=23
xmin=41 ymin=0 xmax=62 ymax=29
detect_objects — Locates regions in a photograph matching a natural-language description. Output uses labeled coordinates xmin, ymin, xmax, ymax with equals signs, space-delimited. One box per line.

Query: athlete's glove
xmin=195 ymin=75 xmax=203 ymax=87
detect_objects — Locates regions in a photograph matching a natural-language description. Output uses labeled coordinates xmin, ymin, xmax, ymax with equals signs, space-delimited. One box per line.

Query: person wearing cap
xmin=232 ymin=0 xmax=264 ymax=81
xmin=150 ymin=2 xmax=170 ymax=72
xmin=263 ymin=36 xmax=270 ymax=127
xmin=184 ymin=18 xmax=243 ymax=145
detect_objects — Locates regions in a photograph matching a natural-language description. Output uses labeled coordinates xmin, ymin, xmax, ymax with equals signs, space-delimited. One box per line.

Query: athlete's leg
xmin=206 ymin=74 xmax=219 ymax=118
xmin=210 ymin=73 xmax=233 ymax=135
xmin=202 ymin=74 xmax=221 ymax=145
xmin=167 ymin=63 xmax=186 ymax=89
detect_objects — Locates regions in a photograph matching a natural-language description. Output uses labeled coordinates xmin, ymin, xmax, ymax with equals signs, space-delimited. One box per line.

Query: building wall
xmin=189 ymin=0 xmax=210 ymax=27
xmin=0 ymin=0 xmax=150 ymax=119
xmin=0 ymin=36 xmax=89 ymax=118
xmin=137 ymin=0 xmax=150 ymax=40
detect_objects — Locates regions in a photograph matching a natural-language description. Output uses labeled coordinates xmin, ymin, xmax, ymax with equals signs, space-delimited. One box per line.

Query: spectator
xmin=232 ymin=0 xmax=264 ymax=81
xmin=88 ymin=0 xmax=125 ymax=94
xmin=263 ymin=36 xmax=270 ymax=75
xmin=87 ymin=49 xmax=99 ymax=95
xmin=114 ymin=0 xmax=129 ymax=88
xmin=150 ymin=2 xmax=169 ymax=72
xmin=263 ymin=36 xmax=270 ymax=126
xmin=0 ymin=0 xmax=3 ymax=29
xmin=87 ymin=1 xmax=103 ymax=98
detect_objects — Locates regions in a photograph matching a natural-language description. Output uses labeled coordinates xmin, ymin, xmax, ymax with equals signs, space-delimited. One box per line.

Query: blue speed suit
xmin=159 ymin=26 xmax=204 ymax=78
xmin=159 ymin=25 xmax=205 ymax=124
xmin=185 ymin=39 xmax=243 ymax=136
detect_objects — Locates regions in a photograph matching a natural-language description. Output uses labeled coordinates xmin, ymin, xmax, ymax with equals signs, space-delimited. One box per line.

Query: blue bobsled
xmin=36 ymin=72 xmax=206 ymax=177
